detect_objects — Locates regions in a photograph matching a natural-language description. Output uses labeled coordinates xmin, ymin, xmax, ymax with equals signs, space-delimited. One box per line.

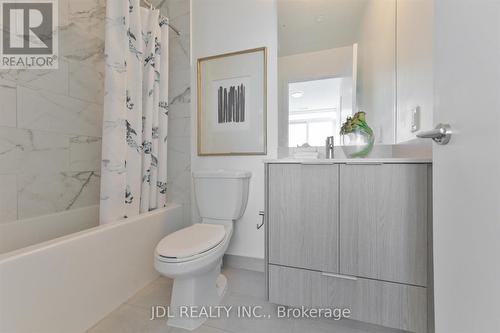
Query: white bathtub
xmin=0 ymin=203 xmax=186 ymax=333
xmin=0 ymin=206 xmax=100 ymax=255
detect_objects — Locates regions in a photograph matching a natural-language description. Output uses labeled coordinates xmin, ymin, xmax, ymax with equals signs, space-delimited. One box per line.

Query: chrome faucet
xmin=325 ymin=136 xmax=334 ymax=159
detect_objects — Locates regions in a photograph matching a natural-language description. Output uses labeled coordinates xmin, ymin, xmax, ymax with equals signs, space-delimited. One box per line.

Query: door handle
xmin=416 ymin=123 xmax=452 ymax=145
xmin=321 ymin=272 xmax=358 ymax=281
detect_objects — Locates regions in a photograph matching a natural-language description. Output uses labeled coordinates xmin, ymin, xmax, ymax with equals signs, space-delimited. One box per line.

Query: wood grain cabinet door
xmin=340 ymin=164 xmax=428 ymax=286
xmin=268 ymin=164 xmax=339 ymax=272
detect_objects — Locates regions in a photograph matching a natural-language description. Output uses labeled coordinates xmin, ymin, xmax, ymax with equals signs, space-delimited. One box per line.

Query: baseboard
xmin=223 ymin=254 xmax=265 ymax=272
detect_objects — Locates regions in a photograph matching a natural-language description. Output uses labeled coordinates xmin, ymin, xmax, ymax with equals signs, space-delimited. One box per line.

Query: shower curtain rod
xmin=141 ymin=0 xmax=181 ymax=36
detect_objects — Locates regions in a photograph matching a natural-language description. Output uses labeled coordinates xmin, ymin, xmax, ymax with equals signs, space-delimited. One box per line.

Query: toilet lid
xmin=156 ymin=224 xmax=226 ymax=259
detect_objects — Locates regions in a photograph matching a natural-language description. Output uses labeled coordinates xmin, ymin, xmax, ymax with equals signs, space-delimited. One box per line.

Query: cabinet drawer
xmin=269 ymin=264 xmax=427 ymax=333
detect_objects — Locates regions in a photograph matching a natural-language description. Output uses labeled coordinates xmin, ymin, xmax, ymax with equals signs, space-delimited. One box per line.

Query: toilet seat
xmin=156 ymin=224 xmax=226 ymax=262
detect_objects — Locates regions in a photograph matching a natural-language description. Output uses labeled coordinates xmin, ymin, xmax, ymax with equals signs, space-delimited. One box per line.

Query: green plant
xmin=340 ymin=111 xmax=372 ymax=136
xmin=340 ymin=111 xmax=375 ymax=158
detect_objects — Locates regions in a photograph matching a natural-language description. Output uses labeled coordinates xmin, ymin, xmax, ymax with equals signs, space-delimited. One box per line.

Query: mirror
xmin=278 ymin=0 xmax=396 ymax=150
xmin=288 ymin=77 xmax=348 ymax=147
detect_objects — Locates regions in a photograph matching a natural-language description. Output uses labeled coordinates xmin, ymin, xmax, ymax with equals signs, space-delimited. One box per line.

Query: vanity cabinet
xmin=268 ymin=164 xmax=339 ymax=272
xmin=265 ymin=161 xmax=432 ymax=333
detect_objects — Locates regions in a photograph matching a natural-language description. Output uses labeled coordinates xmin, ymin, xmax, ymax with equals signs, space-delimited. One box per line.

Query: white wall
xmin=396 ymin=0 xmax=433 ymax=143
xmin=278 ymin=46 xmax=354 ymax=150
xmin=191 ymin=0 xmax=278 ymax=259
xmin=356 ymin=0 xmax=396 ymax=144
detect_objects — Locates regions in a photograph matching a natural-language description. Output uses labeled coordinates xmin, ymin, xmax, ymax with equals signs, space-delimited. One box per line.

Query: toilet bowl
xmin=154 ymin=169 xmax=251 ymax=330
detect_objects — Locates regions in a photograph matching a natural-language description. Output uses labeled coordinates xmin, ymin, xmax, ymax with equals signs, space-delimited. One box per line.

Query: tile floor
xmin=85 ymin=267 xmax=405 ymax=333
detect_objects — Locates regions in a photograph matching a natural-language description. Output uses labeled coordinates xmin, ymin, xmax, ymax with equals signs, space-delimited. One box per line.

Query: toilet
xmin=154 ymin=169 xmax=251 ymax=330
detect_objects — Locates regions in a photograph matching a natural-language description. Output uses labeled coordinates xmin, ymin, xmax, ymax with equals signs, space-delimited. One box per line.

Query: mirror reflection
xmin=278 ymin=0 xmax=396 ymax=149
xmin=288 ymin=77 xmax=348 ymax=147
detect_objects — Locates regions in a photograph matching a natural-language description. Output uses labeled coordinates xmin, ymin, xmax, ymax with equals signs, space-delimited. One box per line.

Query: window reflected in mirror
xmin=288 ymin=77 xmax=353 ymax=147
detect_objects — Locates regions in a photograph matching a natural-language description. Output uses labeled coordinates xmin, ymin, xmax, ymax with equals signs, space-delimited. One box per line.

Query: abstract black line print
xmin=217 ymin=84 xmax=245 ymax=123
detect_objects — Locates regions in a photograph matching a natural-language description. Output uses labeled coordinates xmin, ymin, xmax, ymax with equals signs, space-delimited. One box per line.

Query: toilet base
xmin=167 ymin=260 xmax=226 ymax=331
xmin=216 ymin=273 xmax=228 ymax=298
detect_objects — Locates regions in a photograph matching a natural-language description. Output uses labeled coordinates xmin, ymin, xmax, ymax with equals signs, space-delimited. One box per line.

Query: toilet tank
xmin=193 ymin=170 xmax=251 ymax=221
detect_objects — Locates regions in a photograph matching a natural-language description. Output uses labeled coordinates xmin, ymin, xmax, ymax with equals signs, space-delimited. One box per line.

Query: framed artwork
xmin=197 ymin=47 xmax=267 ymax=156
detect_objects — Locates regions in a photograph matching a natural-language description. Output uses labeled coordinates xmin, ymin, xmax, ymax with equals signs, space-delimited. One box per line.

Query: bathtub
xmin=0 ymin=206 xmax=100 ymax=255
xmin=0 ymin=203 xmax=186 ymax=333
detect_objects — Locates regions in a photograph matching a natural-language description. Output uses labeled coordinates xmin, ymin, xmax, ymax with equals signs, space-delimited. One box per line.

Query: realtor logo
xmin=0 ymin=0 xmax=58 ymax=69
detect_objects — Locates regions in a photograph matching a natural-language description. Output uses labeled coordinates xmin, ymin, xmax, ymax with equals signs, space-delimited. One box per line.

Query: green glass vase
xmin=341 ymin=127 xmax=375 ymax=158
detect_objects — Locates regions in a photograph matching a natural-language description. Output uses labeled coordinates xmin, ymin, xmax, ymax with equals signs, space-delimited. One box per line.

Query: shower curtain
xmin=100 ymin=0 xmax=169 ymax=224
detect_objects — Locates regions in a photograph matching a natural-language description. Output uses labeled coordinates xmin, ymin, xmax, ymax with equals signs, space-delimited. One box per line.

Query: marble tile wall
xmin=0 ymin=0 xmax=191 ymax=224
xmin=0 ymin=0 xmax=105 ymax=222
xmin=160 ymin=0 xmax=192 ymax=224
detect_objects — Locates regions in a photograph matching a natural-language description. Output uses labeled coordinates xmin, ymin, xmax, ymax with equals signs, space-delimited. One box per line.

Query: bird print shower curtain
xmin=100 ymin=0 xmax=169 ymax=223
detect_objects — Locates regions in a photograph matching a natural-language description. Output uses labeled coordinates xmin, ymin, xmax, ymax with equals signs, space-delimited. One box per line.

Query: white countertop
xmin=264 ymin=158 xmax=432 ymax=164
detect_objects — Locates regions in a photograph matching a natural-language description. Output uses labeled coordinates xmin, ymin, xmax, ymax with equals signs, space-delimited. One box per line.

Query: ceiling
xmin=288 ymin=77 xmax=342 ymax=112
xmin=278 ymin=0 xmax=368 ymax=57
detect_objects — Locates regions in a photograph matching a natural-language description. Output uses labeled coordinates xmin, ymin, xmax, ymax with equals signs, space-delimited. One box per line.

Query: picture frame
xmin=197 ymin=47 xmax=267 ymax=156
